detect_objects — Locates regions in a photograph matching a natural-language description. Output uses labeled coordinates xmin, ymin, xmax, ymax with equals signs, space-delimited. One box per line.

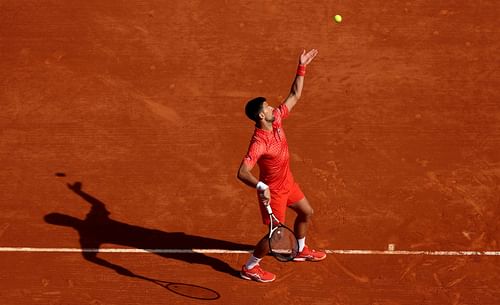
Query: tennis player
xmin=237 ymin=49 xmax=326 ymax=283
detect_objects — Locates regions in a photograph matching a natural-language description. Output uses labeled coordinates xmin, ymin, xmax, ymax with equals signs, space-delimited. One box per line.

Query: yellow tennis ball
xmin=334 ymin=15 xmax=342 ymax=23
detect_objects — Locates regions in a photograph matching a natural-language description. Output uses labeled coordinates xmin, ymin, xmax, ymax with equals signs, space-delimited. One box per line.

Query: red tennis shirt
xmin=243 ymin=104 xmax=294 ymax=191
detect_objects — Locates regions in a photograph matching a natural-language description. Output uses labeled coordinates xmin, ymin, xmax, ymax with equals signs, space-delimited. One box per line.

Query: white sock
xmin=298 ymin=237 xmax=306 ymax=252
xmin=245 ymin=255 xmax=262 ymax=269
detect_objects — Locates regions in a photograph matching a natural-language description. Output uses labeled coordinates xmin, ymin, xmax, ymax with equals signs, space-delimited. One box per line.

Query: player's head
xmin=245 ymin=97 xmax=275 ymax=124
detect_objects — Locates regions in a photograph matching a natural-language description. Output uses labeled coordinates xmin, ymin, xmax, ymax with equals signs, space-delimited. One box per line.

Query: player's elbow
xmin=287 ymin=93 xmax=300 ymax=105
xmin=237 ymin=165 xmax=252 ymax=182
xmin=237 ymin=166 xmax=246 ymax=181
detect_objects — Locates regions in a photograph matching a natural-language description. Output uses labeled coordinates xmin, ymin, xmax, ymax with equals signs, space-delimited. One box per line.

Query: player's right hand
xmin=259 ymin=188 xmax=271 ymax=205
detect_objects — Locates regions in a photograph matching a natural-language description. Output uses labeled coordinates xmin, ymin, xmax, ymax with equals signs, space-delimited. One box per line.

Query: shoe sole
xmin=293 ymin=255 xmax=327 ymax=262
xmin=240 ymin=272 xmax=276 ymax=283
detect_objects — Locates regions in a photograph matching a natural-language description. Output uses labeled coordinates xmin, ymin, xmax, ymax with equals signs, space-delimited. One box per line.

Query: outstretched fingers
xmin=300 ymin=49 xmax=319 ymax=65
xmin=307 ymin=49 xmax=319 ymax=61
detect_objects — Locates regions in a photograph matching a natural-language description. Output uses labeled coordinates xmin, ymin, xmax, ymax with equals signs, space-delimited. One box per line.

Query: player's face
xmin=261 ymin=102 xmax=275 ymax=123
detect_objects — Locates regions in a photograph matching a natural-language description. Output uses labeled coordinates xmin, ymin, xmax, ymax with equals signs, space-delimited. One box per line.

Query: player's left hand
xmin=299 ymin=49 xmax=318 ymax=65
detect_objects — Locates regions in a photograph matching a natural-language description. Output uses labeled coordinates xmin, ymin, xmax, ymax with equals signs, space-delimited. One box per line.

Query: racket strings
xmin=269 ymin=226 xmax=299 ymax=261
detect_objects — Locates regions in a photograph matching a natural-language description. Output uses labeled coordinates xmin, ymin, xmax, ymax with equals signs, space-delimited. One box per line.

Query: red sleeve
xmin=270 ymin=103 xmax=289 ymax=128
xmin=279 ymin=103 xmax=289 ymax=119
xmin=243 ymin=139 xmax=265 ymax=168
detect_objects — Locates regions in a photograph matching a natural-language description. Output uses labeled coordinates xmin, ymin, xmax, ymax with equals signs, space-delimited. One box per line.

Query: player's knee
xmin=299 ymin=207 xmax=313 ymax=220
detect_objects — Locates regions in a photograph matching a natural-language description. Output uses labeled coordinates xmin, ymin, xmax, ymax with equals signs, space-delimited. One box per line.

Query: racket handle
xmin=265 ymin=204 xmax=273 ymax=215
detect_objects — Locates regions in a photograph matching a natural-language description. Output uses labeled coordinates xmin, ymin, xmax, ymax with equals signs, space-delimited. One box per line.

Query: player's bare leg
xmin=253 ymin=235 xmax=270 ymax=258
xmin=289 ymin=197 xmax=313 ymax=239
xmin=289 ymin=197 xmax=326 ymax=261
xmin=240 ymin=236 xmax=275 ymax=282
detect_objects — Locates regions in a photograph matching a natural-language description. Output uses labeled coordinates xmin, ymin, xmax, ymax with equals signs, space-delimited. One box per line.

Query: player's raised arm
xmin=284 ymin=49 xmax=318 ymax=112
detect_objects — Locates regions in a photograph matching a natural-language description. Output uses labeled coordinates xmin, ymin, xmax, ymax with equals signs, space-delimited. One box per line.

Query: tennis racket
xmin=134 ymin=274 xmax=220 ymax=300
xmin=264 ymin=203 xmax=299 ymax=262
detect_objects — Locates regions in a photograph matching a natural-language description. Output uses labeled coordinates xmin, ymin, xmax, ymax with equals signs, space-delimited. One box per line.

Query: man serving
xmin=237 ymin=49 xmax=326 ymax=283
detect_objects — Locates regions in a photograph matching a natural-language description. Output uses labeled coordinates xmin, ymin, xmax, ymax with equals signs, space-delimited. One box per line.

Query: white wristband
xmin=256 ymin=181 xmax=269 ymax=191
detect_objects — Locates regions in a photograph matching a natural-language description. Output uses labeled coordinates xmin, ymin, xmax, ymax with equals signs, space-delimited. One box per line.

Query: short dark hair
xmin=245 ymin=97 xmax=266 ymax=122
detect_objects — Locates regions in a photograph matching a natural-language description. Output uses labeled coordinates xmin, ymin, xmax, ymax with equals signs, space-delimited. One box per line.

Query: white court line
xmin=0 ymin=247 xmax=499 ymax=256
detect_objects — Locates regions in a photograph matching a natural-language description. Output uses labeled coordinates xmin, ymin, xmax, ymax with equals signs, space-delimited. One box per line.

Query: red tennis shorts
xmin=258 ymin=182 xmax=305 ymax=225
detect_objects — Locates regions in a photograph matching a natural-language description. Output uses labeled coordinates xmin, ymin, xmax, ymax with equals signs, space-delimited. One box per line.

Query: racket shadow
xmin=135 ymin=274 xmax=220 ymax=300
xmin=44 ymin=180 xmax=252 ymax=290
xmin=97 ymin=264 xmax=220 ymax=300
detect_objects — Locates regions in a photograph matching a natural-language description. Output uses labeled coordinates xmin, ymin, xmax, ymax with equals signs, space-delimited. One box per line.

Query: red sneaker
xmin=293 ymin=245 xmax=327 ymax=262
xmin=240 ymin=264 xmax=276 ymax=283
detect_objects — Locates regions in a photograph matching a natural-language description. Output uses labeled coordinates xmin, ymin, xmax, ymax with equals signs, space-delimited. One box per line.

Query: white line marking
xmin=326 ymin=250 xmax=500 ymax=256
xmin=0 ymin=247 xmax=499 ymax=256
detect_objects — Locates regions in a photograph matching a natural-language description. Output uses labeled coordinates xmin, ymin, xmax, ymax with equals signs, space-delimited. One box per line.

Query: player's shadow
xmin=44 ymin=181 xmax=251 ymax=282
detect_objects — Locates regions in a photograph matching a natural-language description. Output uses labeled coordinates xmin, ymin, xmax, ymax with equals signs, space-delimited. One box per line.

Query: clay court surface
xmin=1 ymin=1 xmax=499 ymax=304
